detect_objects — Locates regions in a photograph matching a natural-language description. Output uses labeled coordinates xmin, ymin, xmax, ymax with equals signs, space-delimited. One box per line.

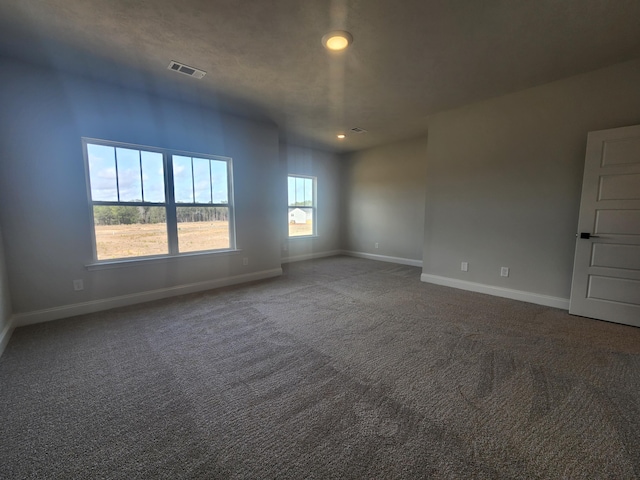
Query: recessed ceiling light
xmin=337 ymin=134 xmax=346 ymax=139
xmin=322 ymin=31 xmax=353 ymax=51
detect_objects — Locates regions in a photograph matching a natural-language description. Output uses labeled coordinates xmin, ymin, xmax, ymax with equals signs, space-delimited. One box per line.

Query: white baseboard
xmin=12 ymin=268 xmax=283 ymax=328
xmin=281 ymin=250 xmax=342 ymax=264
xmin=420 ymin=273 xmax=570 ymax=310
xmin=0 ymin=317 xmax=15 ymax=357
xmin=342 ymin=250 xmax=423 ymax=268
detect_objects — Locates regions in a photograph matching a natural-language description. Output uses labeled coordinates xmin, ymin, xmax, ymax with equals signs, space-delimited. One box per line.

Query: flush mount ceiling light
xmin=322 ymin=31 xmax=353 ymax=51
xmin=337 ymin=133 xmax=346 ymax=139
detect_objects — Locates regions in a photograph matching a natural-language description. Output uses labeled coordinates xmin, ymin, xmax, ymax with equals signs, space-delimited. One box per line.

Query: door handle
xmin=578 ymin=232 xmax=600 ymax=239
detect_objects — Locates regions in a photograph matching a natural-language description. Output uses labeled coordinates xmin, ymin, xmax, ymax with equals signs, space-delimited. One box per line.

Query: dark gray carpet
xmin=1 ymin=256 xmax=639 ymax=479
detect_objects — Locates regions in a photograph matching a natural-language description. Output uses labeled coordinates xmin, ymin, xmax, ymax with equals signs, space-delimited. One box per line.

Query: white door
xmin=569 ymin=124 xmax=640 ymax=327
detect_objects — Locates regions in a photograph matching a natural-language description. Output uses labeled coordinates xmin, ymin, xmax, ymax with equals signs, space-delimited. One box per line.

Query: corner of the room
xmin=0 ymin=222 xmax=14 ymax=357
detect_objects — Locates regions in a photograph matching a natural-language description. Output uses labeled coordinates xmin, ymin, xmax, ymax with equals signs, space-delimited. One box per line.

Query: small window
xmin=287 ymin=175 xmax=316 ymax=237
xmin=84 ymin=139 xmax=235 ymax=261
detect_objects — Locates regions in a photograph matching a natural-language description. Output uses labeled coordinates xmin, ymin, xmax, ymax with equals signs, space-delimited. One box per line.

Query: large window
xmin=84 ymin=139 xmax=234 ymax=261
xmin=287 ymin=175 xmax=316 ymax=237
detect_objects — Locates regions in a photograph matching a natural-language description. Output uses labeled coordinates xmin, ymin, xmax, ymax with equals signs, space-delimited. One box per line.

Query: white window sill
xmin=287 ymin=235 xmax=319 ymax=240
xmin=86 ymin=249 xmax=242 ymax=271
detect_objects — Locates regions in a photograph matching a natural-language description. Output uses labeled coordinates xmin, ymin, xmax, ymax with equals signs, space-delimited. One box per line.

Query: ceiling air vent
xmin=167 ymin=61 xmax=206 ymax=79
xmin=351 ymin=127 xmax=368 ymax=134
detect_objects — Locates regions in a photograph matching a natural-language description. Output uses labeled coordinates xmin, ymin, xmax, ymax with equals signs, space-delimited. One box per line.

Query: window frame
xmin=287 ymin=174 xmax=317 ymax=238
xmin=82 ymin=137 xmax=236 ymax=263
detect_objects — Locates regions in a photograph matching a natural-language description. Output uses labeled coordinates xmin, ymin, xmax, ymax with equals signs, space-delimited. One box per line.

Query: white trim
xmin=420 ymin=273 xmax=570 ymax=310
xmin=12 ymin=268 xmax=283 ymax=328
xmin=287 ymin=235 xmax=319 ymax=240
xmin=342 ymin=250 xmax=423 ymax=268
xmin=0 ymin=316 xmax=15 ymax=358
xmin=86 ymin=248 xmax=242 ymax=271
xmin=281 ymin=250 xmax=342 ymax=264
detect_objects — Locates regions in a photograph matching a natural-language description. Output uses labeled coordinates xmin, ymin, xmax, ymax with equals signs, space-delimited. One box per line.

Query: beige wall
xmin=342 ymin=136 xmax=428 ymax=262
xmin=2 ymin=55 xmax=640 ymax=324
xmin=280 ymin=144 xmax=342 ymax=261
xmin=423 ymin=59 xmax=640 ymax=299
xmin=0 ymin=59 xmax=282 ymax=314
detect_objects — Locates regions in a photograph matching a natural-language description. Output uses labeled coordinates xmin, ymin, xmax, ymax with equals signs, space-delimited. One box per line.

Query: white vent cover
xmin=351 ymin=127 xmax=368 ymax=134
xmin=167 ymin=61 xmax=206 ymax=79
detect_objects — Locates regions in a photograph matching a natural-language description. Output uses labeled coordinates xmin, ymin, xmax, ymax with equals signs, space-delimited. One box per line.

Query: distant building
xmin=289 ymin=208 xmax=307 ymax=224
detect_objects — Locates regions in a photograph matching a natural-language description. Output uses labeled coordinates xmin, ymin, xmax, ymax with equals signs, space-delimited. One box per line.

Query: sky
xmin=87 ymin=144 xmax=228 ymax=204
xmin=288 ymin=176 xmax=313 ymax=206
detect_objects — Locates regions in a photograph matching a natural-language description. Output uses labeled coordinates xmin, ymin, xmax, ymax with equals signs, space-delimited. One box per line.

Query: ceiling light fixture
xmin=337 ymin=134 xmax=346 ymax=139
xmin=322 ymin=31 xmax=353 ymax=51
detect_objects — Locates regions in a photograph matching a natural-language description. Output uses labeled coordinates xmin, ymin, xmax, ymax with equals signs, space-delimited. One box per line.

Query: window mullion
xmin=227 ymin=160 xmax=236 ymax=249
xmin=191 ymin=157 xmax=195 ymax=203
xmin=209 ymin=160 xmax=213 ymax=204
xmin=165 ymin=153 xmax=179 ymax=255
xmin=114 ymin=148 xmax=121 ymax=202
xmin=139 ymin=150 xmax=145 ymax=202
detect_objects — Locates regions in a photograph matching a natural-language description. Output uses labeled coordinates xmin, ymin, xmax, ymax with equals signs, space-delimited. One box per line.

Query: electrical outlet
xmin=73 ymin=279 xmax=84 ymax=291
xmin=242 ymin=257 xmax=249 ymax=266
xmin=500 ymin=267 xmax=509 ymax=277
xmin=461 ymin=262 xmax=468 ymax=272
xmin=374 ymin=242 xmax=379 ymax=249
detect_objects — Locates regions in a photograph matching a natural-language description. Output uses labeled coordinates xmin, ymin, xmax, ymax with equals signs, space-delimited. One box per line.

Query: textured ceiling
xmin=1 ymin=0 xmax=640 ymax=152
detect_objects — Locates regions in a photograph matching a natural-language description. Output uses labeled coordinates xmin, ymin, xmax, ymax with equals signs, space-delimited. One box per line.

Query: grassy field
xmin=95 ymin=221 xmax=230 ymax=260
xmin=95 ymin=220 xmax=313 ymax=260
xmin=288 ymin=222 xmax=313 ymax=237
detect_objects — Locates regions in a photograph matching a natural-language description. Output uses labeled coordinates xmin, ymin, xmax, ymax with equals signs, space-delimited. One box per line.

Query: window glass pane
xmin=288 ymin=207 xmax=313 ymax=237
xmin=173 ymin=155 xmax=193 ymax=203
xmin=93 ymin=205 xmax=168 ymax=259
xmin=193 ymin=157 xmax=212 ymax=203
xmin=295 ymin=177 xmax=306 ymax=206
xmin=177 ymin=206 xmax=230 ymax=252
xmin=211 ymin=160 xmax=228 ymax=203
xmin=115 ymin=147 xmax=142 ymax=202
xmin=87 ymin=144 xmax=117 ymax=201
xmin=304 ymin=178 xmax=313 ymax=205
xmin=141 ymin=151 xmax=165 ymax=202
xmin=288 ymin=176 xmax=295 ymax=206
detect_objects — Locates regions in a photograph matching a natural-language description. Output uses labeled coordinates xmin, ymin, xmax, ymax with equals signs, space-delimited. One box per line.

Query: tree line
xmin=94 ymin=206 xmax=228 ymax=225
